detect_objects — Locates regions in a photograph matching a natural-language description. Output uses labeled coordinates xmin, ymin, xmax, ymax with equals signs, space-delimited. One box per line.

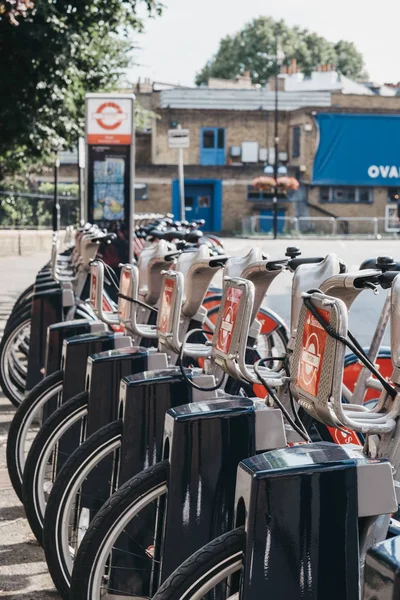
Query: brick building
xmin=59 ymin=69 xmax=400 ymax=234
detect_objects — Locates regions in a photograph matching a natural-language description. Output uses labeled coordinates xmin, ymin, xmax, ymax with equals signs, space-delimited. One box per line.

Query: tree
xmin=0 ymin=0 xmax=162 ymax=177
xmin=195 ymin=17 xmax=366 ymax=86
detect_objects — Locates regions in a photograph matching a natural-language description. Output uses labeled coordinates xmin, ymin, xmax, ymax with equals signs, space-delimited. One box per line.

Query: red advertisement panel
xmin=216 ymin=287 xmax=243 ymax=354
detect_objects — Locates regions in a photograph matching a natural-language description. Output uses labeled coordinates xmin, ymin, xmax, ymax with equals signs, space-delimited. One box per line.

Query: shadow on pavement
xmin=0 ymin=540 xmax=46 ymax=567
xmin=0 ymin=504 xmax=25 ymax=521
xmin=0 ymin=574 xmax=59 ymax=596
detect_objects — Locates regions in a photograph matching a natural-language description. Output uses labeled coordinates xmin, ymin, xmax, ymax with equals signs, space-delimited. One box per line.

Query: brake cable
xmin=178 ymin=328 xmax=226 ymax=392
xmin=303 ymin=296 xmax=396 ymax=399
xmin=117 ymin=292 xmax=159 ymax=314
xmin=253 ymin=357 xmax=311 ymax=442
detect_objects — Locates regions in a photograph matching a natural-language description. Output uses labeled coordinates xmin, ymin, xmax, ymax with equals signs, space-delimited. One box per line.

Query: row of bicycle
xmin=3 ymin=217 xmax=400 ymax=599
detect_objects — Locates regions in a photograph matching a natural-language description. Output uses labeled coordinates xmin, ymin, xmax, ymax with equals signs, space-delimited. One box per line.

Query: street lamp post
xmin=273 ymin=30 xmax=280 ymax=240
xmin=52 ymin=152 xmax=60 ymax=233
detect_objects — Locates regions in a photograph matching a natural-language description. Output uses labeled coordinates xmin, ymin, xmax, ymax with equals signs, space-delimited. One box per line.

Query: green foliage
xmin=38 ymin=182 xmax=79 ymax=198
xmin=0 ymin=0 xmax=162 ymax=177
xmin=0 ymin=179 xmax=80 ymax=226
xmin=196 ymin=17 xmax=366 ymax=86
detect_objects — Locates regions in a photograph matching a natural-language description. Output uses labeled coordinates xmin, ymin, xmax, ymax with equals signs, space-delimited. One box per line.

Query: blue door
xmin=200 ymin=128 xmax=225 ymax=166
xmin=259 ymin=210 xmax=285 ymax=233
xmin=172 ymin=180 xmax=222 ymax=232
xmin=184 ymin=184 xmax=214 ymax=230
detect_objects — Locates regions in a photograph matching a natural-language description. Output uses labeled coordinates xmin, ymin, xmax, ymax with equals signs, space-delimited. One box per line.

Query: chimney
xmin=281 ymin=64 xmax=288 ymax=74
xmin=269 ymin=76 xmax=285 ymax=91
xmin=290 ymin=58 xmax=297 ymax=74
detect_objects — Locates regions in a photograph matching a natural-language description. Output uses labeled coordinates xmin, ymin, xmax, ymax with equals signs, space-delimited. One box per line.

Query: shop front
xmin=312 ymin=113 xmax=400 ymax=230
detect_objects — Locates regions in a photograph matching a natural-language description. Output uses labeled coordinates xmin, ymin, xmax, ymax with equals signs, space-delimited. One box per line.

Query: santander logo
xmin=368 ymin=165 xmax=400 ymax=179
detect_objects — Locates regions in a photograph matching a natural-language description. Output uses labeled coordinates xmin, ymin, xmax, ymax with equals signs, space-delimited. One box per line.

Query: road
xmin=223 ymin=238 xmax=395 ymax=347
xmin=0 ymin=238 xmax=397 ymax=596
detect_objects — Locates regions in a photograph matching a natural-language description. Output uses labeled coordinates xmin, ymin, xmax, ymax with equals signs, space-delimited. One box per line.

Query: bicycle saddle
xmin=138 ymin=240 xmax=174 ymax=305
xmin=224 ymin=248 xmax=269 ymax=280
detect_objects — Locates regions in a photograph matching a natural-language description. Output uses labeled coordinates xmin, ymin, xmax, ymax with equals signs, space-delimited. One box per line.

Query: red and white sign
xmin=118 ymin=270 xmax=132 ymax=321
xmin=90 ymin=273 xmax=97 ymax=309
xmin=159 ymin=277 xmax=175 ymax=335
xmin=216 ymin=287 xmax=242 ymax=354
xmin=327 ymin=426 xmax=362 ymax=446
xmin=87 ymin=97 xmax=133 ymax=145
xmin=297 ymin=308 xmax=330 ymax=396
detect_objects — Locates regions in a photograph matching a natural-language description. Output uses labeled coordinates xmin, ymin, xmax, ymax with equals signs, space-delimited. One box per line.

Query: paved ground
xmin=0 ymin=239 xmax=397 ymax=596
xmin=0 ymin=253 xmax=58 ymax=599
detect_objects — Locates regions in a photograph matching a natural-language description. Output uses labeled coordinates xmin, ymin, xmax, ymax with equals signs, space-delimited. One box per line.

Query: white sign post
xmin=85 ymin=93 xmax=135 ymax=262
xmin=168 ymin=127 xmax=190 ymax=221
xmin=78 ymin=136 xmax=86 ymax=223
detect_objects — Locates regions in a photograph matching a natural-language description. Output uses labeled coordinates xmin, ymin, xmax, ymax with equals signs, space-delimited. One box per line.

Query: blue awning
xmin=312 ymin=114 xmax=400 ymax=187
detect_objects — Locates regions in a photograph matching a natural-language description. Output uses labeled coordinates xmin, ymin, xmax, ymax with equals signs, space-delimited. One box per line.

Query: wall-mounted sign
xmin=313 ymin=114 xmax=400 ymax=187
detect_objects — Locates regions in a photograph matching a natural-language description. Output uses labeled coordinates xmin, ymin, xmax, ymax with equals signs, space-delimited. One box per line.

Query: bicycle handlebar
xmin=288 ymin=256 xmax=325 ymax=270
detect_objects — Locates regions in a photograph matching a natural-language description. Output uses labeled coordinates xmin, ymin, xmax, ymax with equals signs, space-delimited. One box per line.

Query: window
xmin=217 ymin=129 xmax=225 ymax=149
xmin=388 ymin=188 xmax=400 ymax=202
xmin=203 ymin=130 xmax=215 ymax=149
xmin=292 ymin=126 xmax=301 ymax=158
xmin=200 ymin=127 xmax=225 ymax=166
xmin=134 ymin=183 xmax=148 ymax=201
xmin=247 ymin=185 xmax=289 ymax=202
xmin=198 ymin=196 xmax=211 ymax=208
xmin=319 ymin=187 xmax=373 ymax=204
xmin=185 ymin=196 xmax=194 ymax=211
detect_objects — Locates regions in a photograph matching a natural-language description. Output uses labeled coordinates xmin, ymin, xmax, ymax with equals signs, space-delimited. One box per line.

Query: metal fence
xmin=0 ymin=191 xmax=79 ymax=228
xmin=241 ymin=215 xmax=399 ymax=239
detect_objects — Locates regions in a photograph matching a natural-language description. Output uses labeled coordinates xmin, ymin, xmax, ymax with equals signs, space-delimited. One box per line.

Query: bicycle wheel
xmin=6 ymin=369 xmax=63 ymax=501
xmin=22 ymin=391 xmax=88 ymax=543
xmin=70 ymin=460 xmax=169 ymax=600
xmin=153 ymin=527 xmax=245 ymax=600
xmin=0 ymin=311 xmax=31 ymax=406
xmin=43 ymin=420 xmax=123 ymax=599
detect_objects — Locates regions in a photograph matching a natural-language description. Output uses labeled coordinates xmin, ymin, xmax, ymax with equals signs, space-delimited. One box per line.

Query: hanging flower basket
xmin=276 ymin=176 xmax=300 ymax=191
xmin=252 ymin=176 xmax=299 ymax=192
xmin=251 ymin=176 xmax=276 ymax=192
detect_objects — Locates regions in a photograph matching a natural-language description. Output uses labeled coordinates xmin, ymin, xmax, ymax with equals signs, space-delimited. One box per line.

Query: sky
xmin=126 ymin=0 xmax=400 ymax=87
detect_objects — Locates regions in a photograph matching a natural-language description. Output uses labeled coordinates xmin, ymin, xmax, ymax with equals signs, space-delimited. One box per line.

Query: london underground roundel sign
xmin=95 ymin=102 xmax=126 ymax=131
xmin=87 ymin=97 xmax=133 ymax=145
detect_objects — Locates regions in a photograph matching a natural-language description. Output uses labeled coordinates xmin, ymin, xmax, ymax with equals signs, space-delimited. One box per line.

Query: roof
xmin=160 ymin=88 xmax=332 ymax=111
xmin=278 ymin=71 xmax=374 ymax=95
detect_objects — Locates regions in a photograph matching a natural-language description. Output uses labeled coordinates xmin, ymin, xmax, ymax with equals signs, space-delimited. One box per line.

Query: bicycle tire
xmin=22 ymin=391 xmax=89 ymax=543
xmin=70 ymin=460 xmax=169 ymax=600
xmin=0 ymin=311 xmax=31 ymax=406
xmin=43 ymin=419 xmax=123 ymax=599
xmin=6 ymin=369 xmax=63 ymax=501
xmin=153 ymin=527 xmax=245 ymax=600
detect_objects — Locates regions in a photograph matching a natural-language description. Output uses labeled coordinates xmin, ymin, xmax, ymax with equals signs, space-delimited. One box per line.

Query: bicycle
xmin=68 ymin=258 xmax=400 ymax=599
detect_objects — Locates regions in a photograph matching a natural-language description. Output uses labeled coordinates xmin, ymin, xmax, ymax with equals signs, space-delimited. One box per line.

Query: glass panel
xmin=292 ymin=126 xmax=300 ymax=158
xmin=388 ymin=188 xmax=400 ymax=202
xmin=185 ymin=197 xmax=194 ymax=211
xmin=198 ymin=196 xmax=211 ymax=208
xmin=320 ymin=187 xmax=330 ymax=202
xmin=347 ymin=187 xmax=356 ymax=202
xmin=217 ymin=128 xmax=225 ymax=149
xmin=358 ymin=188 xmax=368 ymax=203
xmin=202 ymin=130 xmax=215 ymax=149
xmin=333 ymin=188 xmax=345 ymax=202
